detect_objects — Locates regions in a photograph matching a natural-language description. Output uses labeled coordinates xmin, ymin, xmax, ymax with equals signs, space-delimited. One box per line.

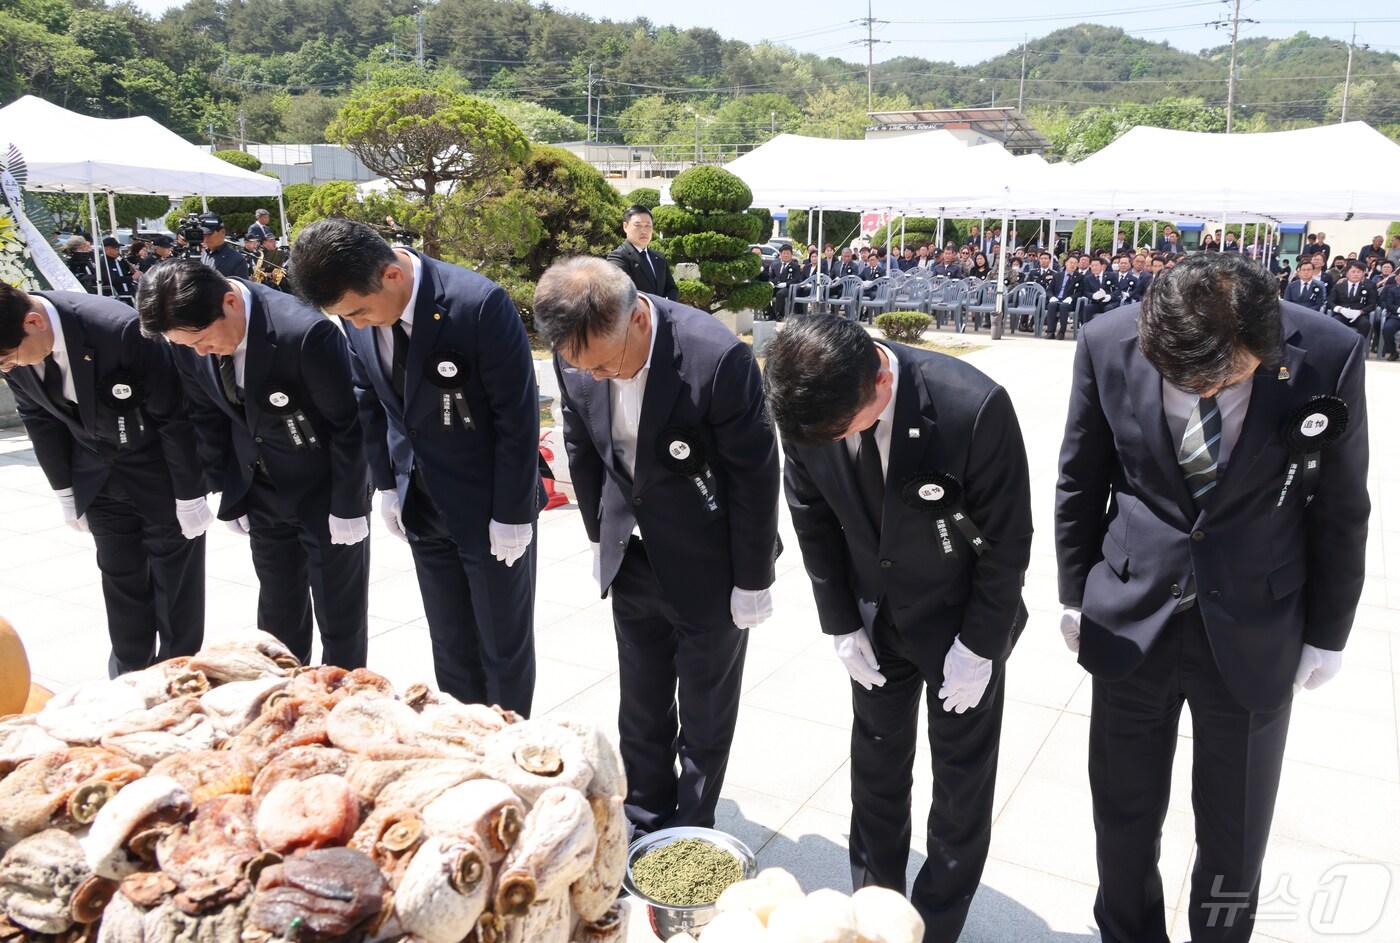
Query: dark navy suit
xmin=5 ymin=292 xmax=206 ymax=674
xmin=557 ymin=296 xmax=780 ymax=833
xmin=174 ymin=279 xmax=370 ymax=668
xmin=1041 ymin=268 xmax=1082 ymax=337
xmin=343 ymin=252 xmax=541 ymax=715
xmin=783 ymin=344 xmax=1032 ymax=943
xmin=1282 ymin=277 xmax=1326 ymax=311
xmin=1079 ymin=270 xmax=1109 ymax=323
xmin=1056 ymin=304 xmax=1369 ymax=943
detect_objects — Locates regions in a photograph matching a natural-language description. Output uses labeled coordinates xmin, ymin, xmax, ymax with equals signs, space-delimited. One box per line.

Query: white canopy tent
xmin=0 ymin=95 xmax=285 ymax=295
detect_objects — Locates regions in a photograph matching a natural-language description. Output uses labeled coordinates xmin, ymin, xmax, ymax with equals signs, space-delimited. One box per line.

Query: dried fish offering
xmin=631 ymin=838 xmax=743 ymax=907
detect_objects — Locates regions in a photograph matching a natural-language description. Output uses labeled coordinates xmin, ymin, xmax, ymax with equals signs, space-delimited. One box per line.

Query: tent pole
xmin=993 ymin=205 xmax=1010 ymax=340
xmin=277 ymin=192 xmax=289 ymax=245
xmin=1152 ymin=220 xmax=1159 ymax=249
xmin=816 ymin=208 xmax=824 ymax=278
xmin=106 ymin=191 xmax=118 ymax=235
xmin=1252 ymin=221 xmax=1260 ymax=258
xmin=1263 ymin=224 xmax=1273 ymax=270
xmin=1132 ymin=219 xmax=1140 ymax=251
xmin=937 ymin=214 xmax=944 ymax=248
xmin=886 ymin=207 xmax=892 ymax=272
xmin=1049 ymin=214 xmax=1057 ymax=259
xmin=899 ymin=213 xmax=905 ymax=254
xmin=201 ymin=195 xmax=209 ymax=212
xmin=1112 ymin=217 xmax=1120 ymax=253
xmin=1220 ymin=209 xmax=1228 ymax=251
xmin=87 ymin=192 xmax=104 ymax=297
xmin=1085 ymin=217 xmax=1092 ymax=255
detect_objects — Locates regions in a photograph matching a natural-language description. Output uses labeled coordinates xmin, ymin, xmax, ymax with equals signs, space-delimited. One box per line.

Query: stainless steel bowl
xmin=622 ymin=826 xmax=757 ymax=938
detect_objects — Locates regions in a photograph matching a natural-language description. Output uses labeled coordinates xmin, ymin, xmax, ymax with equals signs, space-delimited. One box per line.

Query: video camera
xmin=174 ymin=213 xmax=207 ymax=257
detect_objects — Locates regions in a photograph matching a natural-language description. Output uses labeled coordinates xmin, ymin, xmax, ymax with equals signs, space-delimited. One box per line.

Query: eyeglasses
xmin=562 ymin=322 xmax=632 ymax=379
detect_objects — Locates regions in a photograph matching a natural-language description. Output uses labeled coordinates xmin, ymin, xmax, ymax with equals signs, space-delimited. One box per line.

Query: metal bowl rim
xmin=622 ymin=826 xmax=757 ymax=912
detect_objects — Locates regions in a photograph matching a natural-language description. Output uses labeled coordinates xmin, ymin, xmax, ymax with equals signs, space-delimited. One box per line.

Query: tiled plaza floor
xmin=2 ymin=335 xmax=1396 ymax=942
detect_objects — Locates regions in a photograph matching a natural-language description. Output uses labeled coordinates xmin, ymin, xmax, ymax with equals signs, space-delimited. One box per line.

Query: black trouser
xmin=84 ymin=478 xmax=205 ymax=677
xmin=244 ymin=470 xmax=369 ymax=669
xmin=1380 ymin=314 xmax=1399 ymax=357
xmin=1089 ymin=607 xmax=1291 ymax=943
xmin=850 ymin=607 xmax=1005 ymax=943
xmin=1045 ymin=299 xmax=1075 ymax=336
xmin=611 ymin=537 xmax=747 ymax=835
xmin=1331 ymin=312 xmax=1371 ymax=344
xmin=1081 ymin=301 xmax=1105 ymax=326
xmin=402 ymin=473 xmax=536 ymax=716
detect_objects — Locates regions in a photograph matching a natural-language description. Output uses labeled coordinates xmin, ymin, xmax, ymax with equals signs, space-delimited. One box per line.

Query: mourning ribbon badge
xmin=655 ymin=428 xmax=722 ymax=518
xmin=899 ymin=471 xmax=986 ymax=557
xmin=425 ymin=351 xmax=475 ymax=431
xmin=1275 ymin=395 xmax=1348 ymax=509
xmin=97 ymin=370 xmax=145 ymax=446
xmin=262 ymin=387 xmax=320 ymax=450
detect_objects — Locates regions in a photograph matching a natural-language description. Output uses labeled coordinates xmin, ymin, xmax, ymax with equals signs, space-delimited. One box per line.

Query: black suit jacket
xmin=1326 ymin=279 xmax=1379 ymax=318
xmin=607 ymin=242 xmax=678 ymax=301
xmin=831 ymin=260 xmax=861 ymax=279
xmin=174 ymin=280 xmax=368 ymax=533
xmin=5 ymin=292 xmax=204 ymax=520
xmin=1042 ymin=269 xmax=1081 ymax=301
xmin=1055 ymin=304 xmax=1369 ymax=712
xmin=557 ymin=296 xmax=781 ymax=627
xmin=344 ymin=253 xmax=541 ymax=554
xmin=771 ymin=260 xmax=803 ymax=285
xmin=783 ymin=344 xmax=1032 ymax=663
xmin=1283 ymin=278 xmax=1326 ymax=311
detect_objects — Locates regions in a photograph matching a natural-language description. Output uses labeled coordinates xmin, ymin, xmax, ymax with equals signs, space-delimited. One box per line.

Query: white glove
xmin=54 ymin=488 xmax=89 ymax=533
xmin=489 ymin=518 xmax=533 ymax=568
xmin=938 ymin=636 xmax=993 ymax=714
xmin=174 ymin=496 xmax=214 ymax=540
xmin=590 ymin=541 xmax=601 ymax=589
xmin=328 ymin=513 xmax=370 ymax=546
xmin=730 ymin=587 xmax=773 ymax=630
xmin=834 ymin=629 xmax=886 ymax=691
xmin=378 ymin=490 xmax=408 ymax=542
xmin=225 ymin=516 xmax=251 ymax=536
xmin=1049 ymin=296 xmax=1060 ymax=304
xmin=1060 ymin=608 xmax=1081 ymax=652
xmin=1294 ymin=643 xmax=1344 ymax=692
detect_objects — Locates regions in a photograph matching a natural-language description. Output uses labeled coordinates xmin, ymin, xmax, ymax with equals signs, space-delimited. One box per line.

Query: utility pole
xmin=852 ymin=0 xmax=887 ymax=112
xmin=207 ymin=122 xmax=216 ymax=151
xmin=415 ymin=11 xmax=425 ymax=69
xmin=1340 ymin=22 xmax=1357 ymax=122
xmin=1017 ymin=36 xmax=1028 ymax=113
xmin=1224 ymin=0 xmax=1241 ymax=132
xmin=586 ymin=63 xmax=594 ymax=142
xmin=237 ymin=111 xmax=247 ymax=151
xmin=694 ymin=112 xmax=701 ymax=163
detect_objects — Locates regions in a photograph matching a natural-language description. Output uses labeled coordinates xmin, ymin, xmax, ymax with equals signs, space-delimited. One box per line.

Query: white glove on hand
xmin=834 ymin=629 xmax=886 ymax=691
xmin=730 ymin=588 xmax=773 ymax=630
xmin=1293 ymin=643 xmax=1344 ymax=692
xmin=174 ymin=496 xmax=214 ymax=540
xmin=939 ymin=636 xmax=993 ymax=714
xmin=225 ymin=516 xmax=251 ymax=536
xmin=55 ymin=488 xmax=88 ymax=533
xmin=590 ymin=541 xmax=601 ymax=589
xmin=1060 ymin=608 xmax=1082 ymax=652
xmin=328 ymin=514 xmax=370 ymax=546
xmin=377 ymin=490 xmax=407 ymax=542
xmin=489 ymin=519 xmax=533 ymax=568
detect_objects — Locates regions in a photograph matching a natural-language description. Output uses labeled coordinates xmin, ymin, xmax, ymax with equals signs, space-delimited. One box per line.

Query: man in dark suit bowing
xmin=2 ymin=283 xmax=211 ymax=676
xmin=291 ymin=219 xmax=541 ymax=715
xmin=137 ymin=259 xmax=371 ymax=669
xmin=1055 ymin=252 xmax=1369 ymax=943
xmin=607 ymin=204 xmax=678 ymax=302
xmin=763 ymin=317 xmax=1032 ymax=943
xmin=533 ymin=256 xmax=780 ymax=834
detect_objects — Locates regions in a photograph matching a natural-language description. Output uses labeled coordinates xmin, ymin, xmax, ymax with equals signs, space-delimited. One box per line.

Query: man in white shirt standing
xmin=1055 ymin=252 xmax=1370 ymax=943
xmin=533 ymin=257 xmax=780 ymax=835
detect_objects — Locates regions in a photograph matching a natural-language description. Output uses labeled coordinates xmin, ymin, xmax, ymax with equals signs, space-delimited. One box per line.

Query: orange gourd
xmin=0 ymin=617 xmax=32 ymax=715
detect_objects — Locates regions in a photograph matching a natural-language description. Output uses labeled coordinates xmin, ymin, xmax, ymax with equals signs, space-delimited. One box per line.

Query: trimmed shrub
xmin=668 ymin=166 xmax=753 ymax=213
xmin=724 ymin=281 xmax=775 ymax=313
xmin=699 ymin=255 xmax=762 ymax=285
xmin=676 ymin=279 xmax=714 ymax=310
xmin=874 ymin=312 xmax=932 ymax=343
xmin=748 ymin=207 xmax=773 ymax=241
xmin=669 ymin=232 xmax=751 ymax=261
xmin=652 ymin=205 xmax=763 ymax=243
xmin=628 ymin=187 xmax=661 ymax=211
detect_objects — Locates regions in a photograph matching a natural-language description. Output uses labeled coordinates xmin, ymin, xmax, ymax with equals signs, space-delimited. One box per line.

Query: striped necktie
xmin=1178 ymin=394 xmax=1222 ymax=507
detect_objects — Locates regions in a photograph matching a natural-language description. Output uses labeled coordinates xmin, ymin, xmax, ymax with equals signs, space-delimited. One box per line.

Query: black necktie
xmin=853 ymin=422 xmax=884 ymax=531
xmin=391 ymin=321 xmax=410 ymax=401
xmin=217 ymin=355 xmax=242 ymax=406
xmin=1349 ymin=283 xmax=1356 ymax=301
xmin=41 ymin=354 xmax=76 ymax=417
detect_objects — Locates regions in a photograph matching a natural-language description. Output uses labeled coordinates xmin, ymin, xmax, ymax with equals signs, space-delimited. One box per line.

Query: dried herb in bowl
xmin=632 ymin=838 xmax=744 ymax=906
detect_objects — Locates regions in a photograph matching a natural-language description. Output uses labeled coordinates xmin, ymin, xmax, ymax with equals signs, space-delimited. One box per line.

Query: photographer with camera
xmin=192 ymin=213 xmax=250 ymax=278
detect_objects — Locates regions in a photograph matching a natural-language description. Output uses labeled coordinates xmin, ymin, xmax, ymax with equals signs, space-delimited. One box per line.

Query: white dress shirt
xmin=609 ymin=296 xmax=659 ymax=479
xmin=32 ymin=296 xmax=77 ymax=403
xmin=375 ymin=248 xmax=422 ymax=378
xmin=842 ymin=343 xmax=899 ymax=478
xmin=1161 ymin=375 xmax=1253 ymax=467
xmin=231 ymin=281 xmax=253 ymax=388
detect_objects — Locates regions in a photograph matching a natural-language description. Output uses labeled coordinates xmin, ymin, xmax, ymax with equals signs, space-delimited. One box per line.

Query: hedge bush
xmin=699 ymin=255 xmax=762 ymax=285
xmin=669 ymin=166 xmax=753 ymax=213
xmin=652 ymin=205 xmax=764 ymax=243
xmin=724 ymin=280 xmax=774 ymax=313
xmin=676 ymin=278 xmax=714 ymax=310
xmin=874 ymin=312 xmax=932 ymax=343
xmin=627 ymin=187 xmax=660 ymax=211
xmin=669 ymin=232 xmax=751 ymax=261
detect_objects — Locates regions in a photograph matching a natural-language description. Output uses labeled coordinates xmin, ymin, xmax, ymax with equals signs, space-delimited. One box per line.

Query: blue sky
xmin=130 ymin=0 xmax=1400 ymax=67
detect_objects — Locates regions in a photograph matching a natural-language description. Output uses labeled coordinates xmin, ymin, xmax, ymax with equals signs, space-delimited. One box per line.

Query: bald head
xmin=533 ymin=256 xmax=639 ymax=358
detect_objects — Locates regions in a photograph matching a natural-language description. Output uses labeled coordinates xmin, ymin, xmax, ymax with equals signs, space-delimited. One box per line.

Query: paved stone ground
xmin=1 ymin=334 xmax=1396 ymax=942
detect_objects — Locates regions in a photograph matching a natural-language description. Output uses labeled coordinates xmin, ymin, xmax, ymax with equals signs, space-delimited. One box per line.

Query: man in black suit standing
xmin=2 ymin=283 xmax=211 ymax=676
xmin=1282 ymin=261 xmax=1326 ymax=311
xmin=607 ymin=205 xmax=678 ymax=302
xmin=291 ymin=219 xmax=541 ymax=714
xmin=534 ymin=257 xmax=780 ymax=833
xmin=763 ymin=317 xmax=1032 ymax=943
xmin=1055 ymin=252 xmax=1369 ymax=943
xmin=137 ymin=259 xmax=371 ymax=669
xmin=1325 ymin=260 xmax=1378 ymax=344
xmin=1042 ymin=252 xmax=1082 ymax=340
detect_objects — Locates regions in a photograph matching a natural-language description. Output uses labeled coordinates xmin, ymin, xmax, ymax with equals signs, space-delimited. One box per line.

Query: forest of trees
xmin=3 ymin=0 xmax=1399 ymax=157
